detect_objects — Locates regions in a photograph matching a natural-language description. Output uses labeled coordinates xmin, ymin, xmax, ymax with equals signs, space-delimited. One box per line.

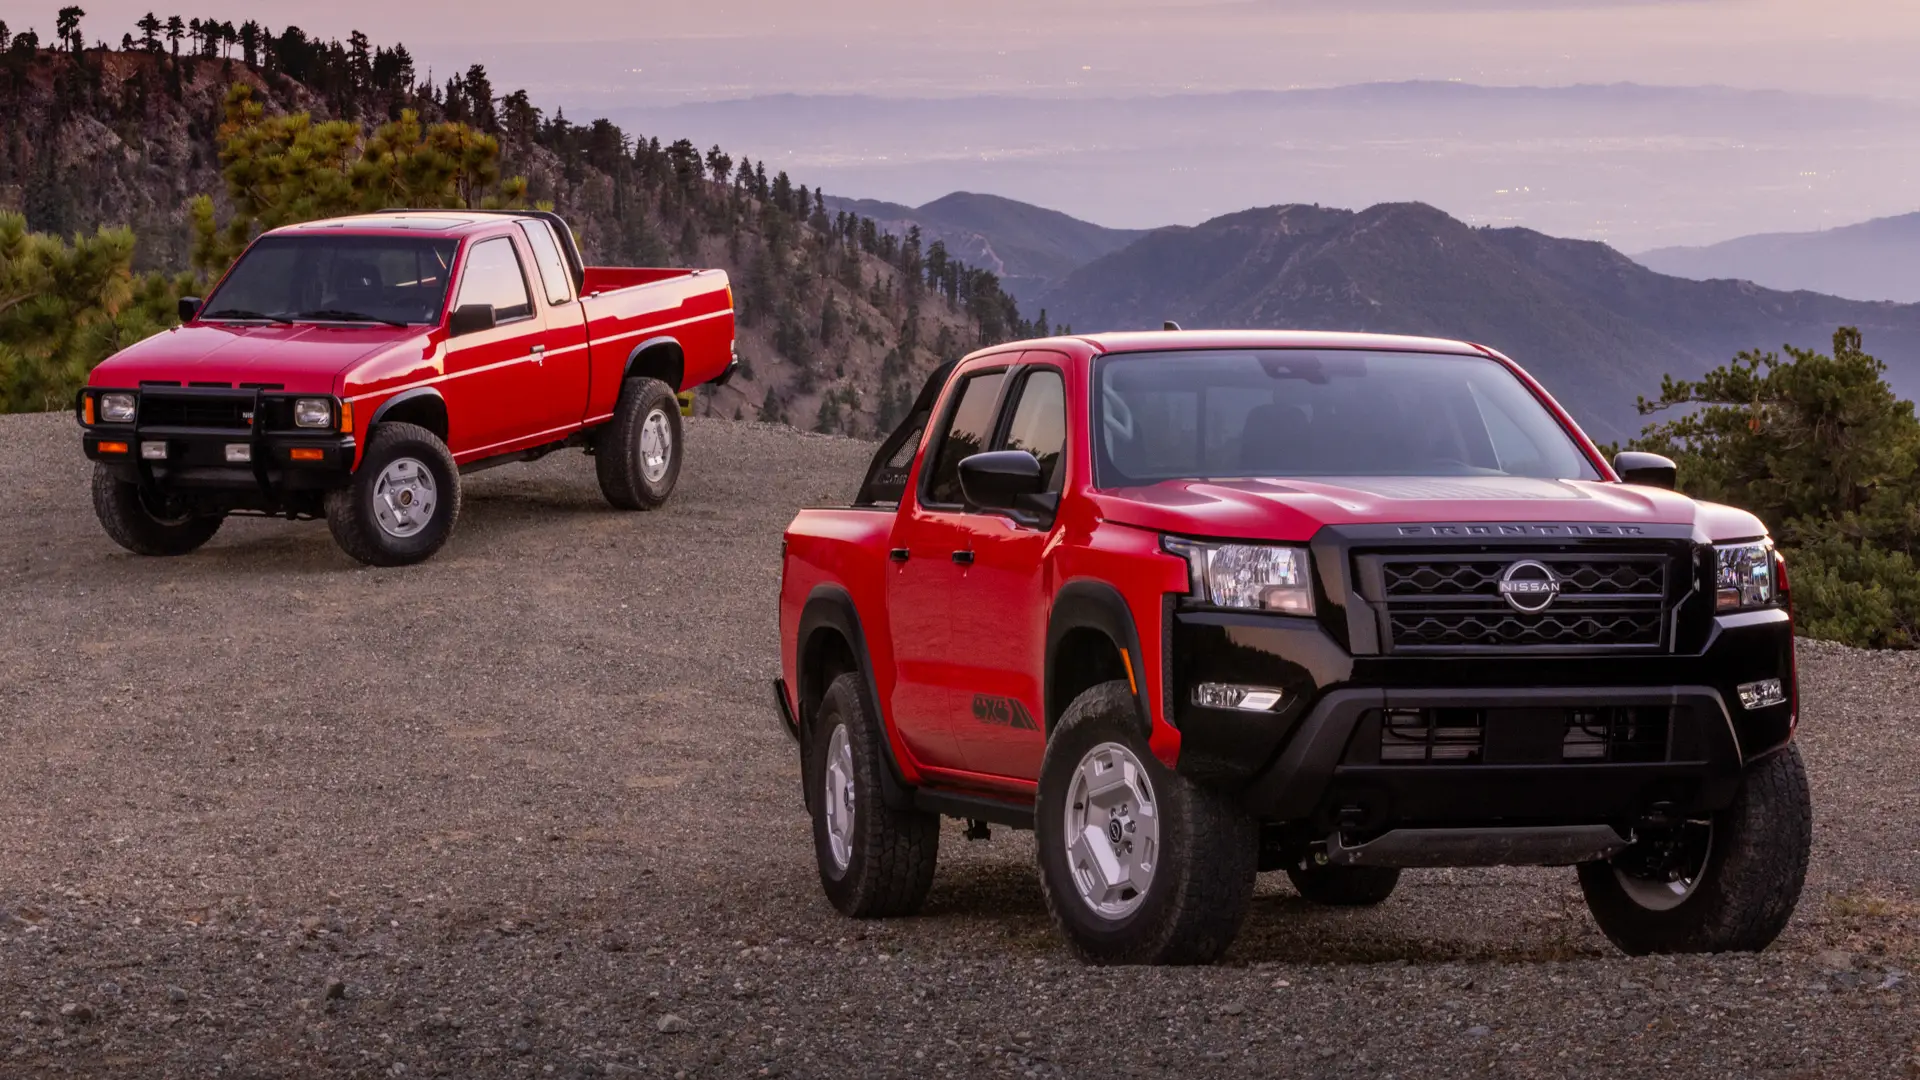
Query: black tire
xmin=1035 ymin=681 xmax=1258 ymax=965
xmin=90 ymin=464 xmax=223 ymax=556
xmin=1578 ymin=744 xmax=1812 ymax=955
xmin=323 ymin=422 xmax=461 ymax=567
xmin=808 ymin=673 xmax=940 ymax=918
xmin=595 ymin=377 xmax=682 ymax=511
xmin=1286 ymin=861 xmax=1401 ymax=907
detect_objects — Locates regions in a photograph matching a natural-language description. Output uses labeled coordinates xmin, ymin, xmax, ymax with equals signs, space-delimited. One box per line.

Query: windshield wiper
xmin=200 ymin=308 xmax=293 ymax=324
xmin=288 ymin=308 xmax=410 ymax=327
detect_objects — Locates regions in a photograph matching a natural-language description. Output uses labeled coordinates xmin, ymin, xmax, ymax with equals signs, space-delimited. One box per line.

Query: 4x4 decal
xmin=972 ymin=694 xmax=1039 ymax=731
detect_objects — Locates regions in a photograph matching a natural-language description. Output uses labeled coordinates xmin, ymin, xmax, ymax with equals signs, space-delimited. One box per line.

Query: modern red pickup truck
xmin=76 ymin=210 xmax=736 ymax=565
xmin=777 ymin=330 xmax=1810 ymax=964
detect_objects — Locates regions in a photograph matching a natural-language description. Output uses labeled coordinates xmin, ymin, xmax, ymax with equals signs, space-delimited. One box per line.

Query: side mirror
xmin=447 ymin=303 xmax=497 ymax=338
xmin=177 ymin=296 xmax=201 ymax=323
xmin=959 ymin=450 xmax=1045 ymax=511
xmin=1613 ymin=451 xmax=1677 ymax=490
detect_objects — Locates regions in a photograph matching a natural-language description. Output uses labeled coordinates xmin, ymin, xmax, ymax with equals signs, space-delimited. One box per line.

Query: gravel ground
xmin=1 ymin=409 xmax=1917 ymax=1078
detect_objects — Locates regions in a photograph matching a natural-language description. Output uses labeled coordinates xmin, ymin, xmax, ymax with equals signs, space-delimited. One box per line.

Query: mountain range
xmin=1636 ymin=213 xmax=1920 ymax=304
xmin=1033 ymin=202 xmax=1920 ymax=442
xmin=819 ymin=192 xmax=1146 ymax=306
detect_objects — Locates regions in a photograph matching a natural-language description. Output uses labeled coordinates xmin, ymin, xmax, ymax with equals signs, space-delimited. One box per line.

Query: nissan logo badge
xmin=1498 ymin=560 xmax=1560 ymax=613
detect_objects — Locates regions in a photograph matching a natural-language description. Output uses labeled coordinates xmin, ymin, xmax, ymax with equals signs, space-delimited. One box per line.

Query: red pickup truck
xmin=776 ymin=330 xmax=1809 ymax=965
xmin=76 ymin=210 xmax=736 ymax=565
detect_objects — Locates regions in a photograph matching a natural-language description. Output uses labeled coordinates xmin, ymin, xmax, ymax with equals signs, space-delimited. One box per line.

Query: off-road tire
xmin=324 ymin=422 xmax=461 ymax=567
xmin=809 ymin=673 xmax=940 ymax=918
xmin=596 ymin=376 xmax=682 ymax=510
xmin=1035 ymin=680 xmax=1258 ymax=965
xmin=1286 ymin=861 xmax=1401 ymax=907
xmin=1578 ymin=744 xmax=1812 ymax=954
xmin=91 ymin=465 xmax=223 ymax=555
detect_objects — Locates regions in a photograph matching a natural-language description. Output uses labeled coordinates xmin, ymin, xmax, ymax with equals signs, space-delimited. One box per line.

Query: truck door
xmin=517 ymin=220 xmax=592 ymax=435
xmin=442 ymin=235 xmax=547 ymax=458
xmin=948 ymin=360 xmax=1067 ymax=783
xmin=886 ymin=367 xmax=1010 ymax=774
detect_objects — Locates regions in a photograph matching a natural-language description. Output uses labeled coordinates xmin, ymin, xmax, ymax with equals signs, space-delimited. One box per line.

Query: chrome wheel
xmin=1612 ymin=821 xmax=1713 ymax=912
xmin=371 ymin=456 xmax=438 ymax=539
xmin=823 ymin=723 xmax=856 ymax=873
xmin=639 ymin=408 xmax=673 ymax=484
xmin=1063 ymin=741 xmax=1160 ymax=920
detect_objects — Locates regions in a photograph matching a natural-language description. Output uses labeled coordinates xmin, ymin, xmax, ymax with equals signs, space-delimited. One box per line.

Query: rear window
xmin=1094 ymin=349 xmax=1598 ymax=486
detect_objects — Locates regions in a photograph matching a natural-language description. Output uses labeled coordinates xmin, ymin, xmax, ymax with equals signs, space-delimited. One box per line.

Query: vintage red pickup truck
xmin=777 ymin=330 xmax=1809 ymax=964
xmin=76 ymin=210 xmax=736 ymax=565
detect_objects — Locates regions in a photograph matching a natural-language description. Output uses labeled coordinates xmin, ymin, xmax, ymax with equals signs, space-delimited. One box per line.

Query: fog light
xmin=225 ymin=444 xmax=252 ymax=463
xmin=1192 ymin=683 xmax=1285 ymax=711
xmin=1737 ymin=678 xmax=1786 ymax=710
xmin=140 ymin=442 xmax=168 ymax=460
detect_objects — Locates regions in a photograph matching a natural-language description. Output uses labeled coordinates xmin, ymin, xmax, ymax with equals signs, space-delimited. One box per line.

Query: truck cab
xmin=777 ymin=330 xmax=1810 ymax=964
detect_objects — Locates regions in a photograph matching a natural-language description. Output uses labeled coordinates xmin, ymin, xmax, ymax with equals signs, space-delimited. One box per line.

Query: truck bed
xmin=578 ymin=267 xmax=734 ymax=424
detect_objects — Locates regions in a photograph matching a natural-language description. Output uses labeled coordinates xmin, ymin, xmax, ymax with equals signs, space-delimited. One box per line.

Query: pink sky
xmin=29 ymin=0 xmax=1920 ymax=101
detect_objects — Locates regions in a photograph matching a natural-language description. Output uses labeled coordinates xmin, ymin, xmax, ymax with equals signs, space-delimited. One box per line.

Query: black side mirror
xmin=959 ymin=450 xmax=1045 ymax=511
xmin=1613 ymin=451 xmax=1677 ymax=490
xmin=447 ymin=303 xmax=497 ymax=337
xmin=177 ymin=296 xmax=201 ymax=323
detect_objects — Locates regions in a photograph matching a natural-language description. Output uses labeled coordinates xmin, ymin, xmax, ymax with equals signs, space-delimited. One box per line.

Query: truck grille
xmin=1376 ymin=553 xmax=1670 ymax=652
xmin=1366 ymin=706 xmax=1673 ymax=765
xmin=139 ymin=393 xmax=255 ymax=430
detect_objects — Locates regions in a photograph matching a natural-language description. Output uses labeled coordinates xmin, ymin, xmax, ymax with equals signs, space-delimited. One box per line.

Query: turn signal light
xmin=338 ymin=399 xmax=354 ymax=432
xmin=97 ymin=441 xmax=129 ymax=454
xmin=289 ymin=447 xmax=325 ymax=462
xmin=83 ymin=397 xmax=95 ymax=424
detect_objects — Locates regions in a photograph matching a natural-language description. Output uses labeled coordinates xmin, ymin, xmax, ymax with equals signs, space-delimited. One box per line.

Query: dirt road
xmin=0 ymin=411 xmax=1915 ymax=1077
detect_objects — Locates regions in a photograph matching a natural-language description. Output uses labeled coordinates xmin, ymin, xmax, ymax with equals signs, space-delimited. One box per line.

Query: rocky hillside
xmin=0 ymin=28 xmax=1037 ymax=435
xmin=1039 ymin=202 xmax=1920 ymax=441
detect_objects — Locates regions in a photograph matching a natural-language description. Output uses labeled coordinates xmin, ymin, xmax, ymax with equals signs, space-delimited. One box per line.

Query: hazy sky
xmin=38 ymin=0 xmax=1920 ymax=102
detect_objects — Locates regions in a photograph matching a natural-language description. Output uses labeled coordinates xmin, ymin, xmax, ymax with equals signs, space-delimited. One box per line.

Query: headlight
xmin=99 ymin=392 xmax=136 ymax=423
xmin=293 ymin=398 xmax=333 ymax=429
xmin=1163 ymin=537 xmax=1314 ymax=615
xmin=1714 ymin=541 xmax=1777 ymax=611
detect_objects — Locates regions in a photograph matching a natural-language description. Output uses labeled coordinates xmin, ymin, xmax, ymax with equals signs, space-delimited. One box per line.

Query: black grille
xmin=1356 ymin=706 xmax=1674 ymax=765
xmin=1376 ymin=553 xmax=1670 ymax=652
xmin=138 ymin=393 xmax=254 ymax=430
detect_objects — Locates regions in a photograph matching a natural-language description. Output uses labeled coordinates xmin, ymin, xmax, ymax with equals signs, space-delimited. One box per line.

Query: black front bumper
xmin=80 ymin=387 xmax=355 ymax=515
xmin=1169 ymin=607 xmax=1795 ymax=831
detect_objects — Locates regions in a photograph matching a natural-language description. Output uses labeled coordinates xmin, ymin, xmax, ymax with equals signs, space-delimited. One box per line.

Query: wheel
xmin=1286 ymin=860 xmax=1400 ymax=907
xmin=91 ymin=465 xmax=223 ymax=555
xmin=1035 ymin=681 xmax=1258 ymax=965
xmin=808 ymin=673 xmax=940 ymax=917
xmin=1578 ymin=744 xmax=1812 ymax=954
xmin=324 ymin=422 xmax=461 ymax=567
xmin=596 ymin=377 xmax=682 ymax=510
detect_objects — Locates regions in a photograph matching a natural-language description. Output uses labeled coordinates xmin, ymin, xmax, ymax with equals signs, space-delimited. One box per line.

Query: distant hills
xmin=821 ymin=192 xmax=1147 ymax=305
xmin=1034 ymin=202 xmax=1920 ymax=442
xmin=1635 ymin=213 xmax=1920 ymax=304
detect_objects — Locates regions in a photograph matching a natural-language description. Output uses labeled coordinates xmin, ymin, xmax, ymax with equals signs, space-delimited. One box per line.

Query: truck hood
xmin=1089 ymin=475 xmax=1767 ymax=544
xmin=88 ymin=323 xmax=429 ymax=394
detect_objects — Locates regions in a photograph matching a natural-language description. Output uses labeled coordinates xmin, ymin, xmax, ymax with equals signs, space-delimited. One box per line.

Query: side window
xmin=920 ymin=371 xmax=1007 ymax=506
xmin=454 ymin=237 xmax=533 ymax=322
xmin=517 ymin=221 xmax=574 ymax=305
xmin=999 ymin=369 xmax=1066 ymax=492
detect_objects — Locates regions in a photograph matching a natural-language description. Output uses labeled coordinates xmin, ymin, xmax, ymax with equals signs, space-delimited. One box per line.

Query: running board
xmin=914 ymin=789 xmax=1035 ymax=831
xmin=1325 ymin=825 xmax=1630 ymax=868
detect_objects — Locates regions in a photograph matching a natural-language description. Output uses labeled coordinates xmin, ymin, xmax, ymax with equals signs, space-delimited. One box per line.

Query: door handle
xmin=530 ymin=343 xmax=546 ymax=366
xmin=951 ymin=550 xmax=974 ymax=565
xmin=889 ymin=548 xmax=910 ymax=563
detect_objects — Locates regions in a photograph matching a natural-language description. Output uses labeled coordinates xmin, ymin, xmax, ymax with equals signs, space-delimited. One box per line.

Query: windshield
xmin=1093 ymin=349 xmax=1600 ymax=485
xmin=201 ymin=235 xmax=459 ymax=326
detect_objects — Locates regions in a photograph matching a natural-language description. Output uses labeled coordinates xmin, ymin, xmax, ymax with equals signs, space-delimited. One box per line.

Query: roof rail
xmin=367 ymin=208 xmax=583 ymax=294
